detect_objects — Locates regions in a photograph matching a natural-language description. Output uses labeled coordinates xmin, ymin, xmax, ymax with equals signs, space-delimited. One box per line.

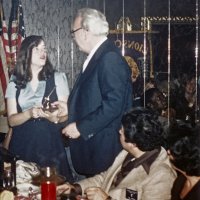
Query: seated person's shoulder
xmin=150 ymin=149 xmax=176 ymax=178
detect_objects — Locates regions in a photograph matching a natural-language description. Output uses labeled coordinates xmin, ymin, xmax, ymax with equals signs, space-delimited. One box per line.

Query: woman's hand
xmin=31 ymin=107 xmax=42 ymax=118
xmin=30 ymin=105 xmax=60 ymax=124
xmin=31 ymin=107 xmax=48 ymax=119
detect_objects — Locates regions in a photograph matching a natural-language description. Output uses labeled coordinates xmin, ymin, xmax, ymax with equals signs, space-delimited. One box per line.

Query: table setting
xmin=0 ymin=159 xmax=67 ymax=200
xmin=0 ymin=160 xmax=41 ymax=199
xmin=0 ymin=146 xmax=87 ymax=200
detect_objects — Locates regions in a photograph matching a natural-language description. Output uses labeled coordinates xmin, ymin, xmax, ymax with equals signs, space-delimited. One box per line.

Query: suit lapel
xmin=68 ymin=39 xmax=110 ymax=104
xmin=76 ymin=40 xmax=110 ymax=86
xmin=68 ymin=72 xmax=82 ymax=104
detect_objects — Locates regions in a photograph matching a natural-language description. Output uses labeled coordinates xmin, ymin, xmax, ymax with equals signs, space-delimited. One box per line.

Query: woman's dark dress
xmin=8 ymin=74 xmax=73 ymax=182
xmin=171 ymin=174 xmax=200 ymax=200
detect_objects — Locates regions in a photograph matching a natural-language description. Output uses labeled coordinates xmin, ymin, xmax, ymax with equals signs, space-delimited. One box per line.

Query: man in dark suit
xmin=56 ymin=8 xmax=132 ymax=179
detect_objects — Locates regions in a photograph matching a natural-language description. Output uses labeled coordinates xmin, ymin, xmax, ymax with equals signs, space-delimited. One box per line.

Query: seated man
xmin=57 ymin=107 xmax=176 ymax=200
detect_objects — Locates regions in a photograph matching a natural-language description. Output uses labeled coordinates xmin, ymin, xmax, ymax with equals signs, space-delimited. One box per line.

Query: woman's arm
xmin=7 ymin=98 xmax=34 ymax=127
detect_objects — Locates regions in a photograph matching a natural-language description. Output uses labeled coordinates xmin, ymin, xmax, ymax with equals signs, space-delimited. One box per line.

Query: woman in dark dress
xmin=167 ymin=122 xmax=200 ymax=200
xmin=5 ymin=35 xmax=73 ymax=181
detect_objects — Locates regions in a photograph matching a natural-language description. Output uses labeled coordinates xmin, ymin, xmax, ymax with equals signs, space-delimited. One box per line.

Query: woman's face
xmin=31 ymin=40 xmax=47 ymax=68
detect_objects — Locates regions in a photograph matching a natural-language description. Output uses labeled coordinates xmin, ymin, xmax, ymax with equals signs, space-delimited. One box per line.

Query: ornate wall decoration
xmin=142 ymin=16 xmax=197 ymax=80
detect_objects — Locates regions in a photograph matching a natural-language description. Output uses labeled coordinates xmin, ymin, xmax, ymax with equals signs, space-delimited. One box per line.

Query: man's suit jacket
xmin=78 ymin=148 xmax=177 ymax=200
xmin=67 ymin=39 xmax=132 ymax=175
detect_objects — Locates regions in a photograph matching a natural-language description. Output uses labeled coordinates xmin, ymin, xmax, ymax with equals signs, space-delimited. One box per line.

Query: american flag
xmin=9 ymin=0 xmax=26 ymax=72
xmin=0 ymin=0 xmax=10 ymax=114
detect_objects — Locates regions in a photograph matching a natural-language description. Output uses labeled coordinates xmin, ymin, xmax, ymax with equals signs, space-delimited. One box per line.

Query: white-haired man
xmin=55 ymin=8 xmax=132 ymax=180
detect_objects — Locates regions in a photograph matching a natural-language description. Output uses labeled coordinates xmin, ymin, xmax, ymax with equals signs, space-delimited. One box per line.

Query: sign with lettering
xmin=108 ymin=31 xmax=153 ymax=78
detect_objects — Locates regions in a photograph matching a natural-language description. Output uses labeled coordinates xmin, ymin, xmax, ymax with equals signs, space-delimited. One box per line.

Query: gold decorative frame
xmin=141 ymin=16 xmax=196 ymax=30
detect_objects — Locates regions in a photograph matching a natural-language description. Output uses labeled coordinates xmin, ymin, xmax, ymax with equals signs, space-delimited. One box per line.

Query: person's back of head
xmin=76 ymin=8 xmax=109 ymax=36
xmin=121 ymin=107 xmax=164 ymax=151
xmin=167 ymin=121 xmax=200 ymax=176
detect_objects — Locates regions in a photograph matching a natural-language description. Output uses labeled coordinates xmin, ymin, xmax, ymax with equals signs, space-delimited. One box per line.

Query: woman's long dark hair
xmin=13 ymin=35 xmax=54 ymax=89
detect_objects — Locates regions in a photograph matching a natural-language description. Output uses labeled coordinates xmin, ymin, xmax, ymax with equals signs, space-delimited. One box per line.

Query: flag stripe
xmin=9 ymin=0 xmax=26 ymax=67
xmin=0 ymin=37 xmax=9 ymax=94
xmin=2 ymin=21 xmax=11 ymax=62
xmin=0 ymin=0 xmax=10 ymax=113
xmin=0 ymin=80 xmax=6 ymax=113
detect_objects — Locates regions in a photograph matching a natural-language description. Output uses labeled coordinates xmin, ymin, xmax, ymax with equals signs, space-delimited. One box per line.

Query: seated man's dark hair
xmin=121 ymin=107 xmax=164 ymax=151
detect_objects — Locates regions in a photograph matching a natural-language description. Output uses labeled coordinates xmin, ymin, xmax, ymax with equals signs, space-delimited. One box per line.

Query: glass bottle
xmin=0 ymin=147 xmax=17 ymax=195
xmin=41 ymin=167 xmax=57 ymax=200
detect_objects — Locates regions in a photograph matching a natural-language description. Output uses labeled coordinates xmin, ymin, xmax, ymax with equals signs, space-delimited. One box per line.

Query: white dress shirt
xmin=82 ymin=37 xmax=107 ymax=72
